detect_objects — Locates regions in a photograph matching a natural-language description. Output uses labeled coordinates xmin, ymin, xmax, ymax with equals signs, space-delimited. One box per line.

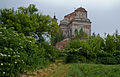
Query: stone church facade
xmin=60 ymin=7 xmax=91 ymax=38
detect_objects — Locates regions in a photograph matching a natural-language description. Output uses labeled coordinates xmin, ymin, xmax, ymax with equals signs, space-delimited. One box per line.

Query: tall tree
xmin=52 ymin=30 xmax=65 ymax=46
xmin=74 ymin=29 xmax=79 ymax=39
xmin=0 ymin=4 xmax=60 ymax=44
xmin=79 ymin=28 xmax=88 ymax=39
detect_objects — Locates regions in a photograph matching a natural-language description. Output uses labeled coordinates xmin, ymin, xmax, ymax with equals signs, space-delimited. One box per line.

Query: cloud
xmin=0 ymin=0 xmax=120 ymax=35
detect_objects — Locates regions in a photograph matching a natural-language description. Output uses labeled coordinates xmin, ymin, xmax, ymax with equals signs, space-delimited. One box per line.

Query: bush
xmin=64 ymin=34 xmax=120 ymax=64
xmin=41 ymin=42 xmax=59 ymax=62
xmin=79 ymin=56 xmax=87 ymax=63
xmin=66 ymin=54 xmax=79 ymax=63
xmin=65 ymin=49 xmax=80 ymax=63
xmin=96 ymin=50 xmax=119 ymax=64
xmin=116 ymin=56 xmax=120 ymax=64
xmin=96 ymin=50 xmax=112 ymax=57
xmin=113 ymin=50 xmax=120 ymax=64
xmin=65 ymin=40 xmax=96 ymax=63
xmin=0 ymin=28 xmax=45 ymax=76
xmin=97 ymin=57 xmax=118 ymax=65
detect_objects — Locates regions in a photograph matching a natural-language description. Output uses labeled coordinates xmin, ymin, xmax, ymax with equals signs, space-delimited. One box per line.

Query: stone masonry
xmin=59 ymin=7 xmax=91 ymax=38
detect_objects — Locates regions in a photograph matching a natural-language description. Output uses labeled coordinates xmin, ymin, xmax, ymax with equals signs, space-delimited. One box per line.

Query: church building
xmin=59 ymin=7 xmax=91 ymax=38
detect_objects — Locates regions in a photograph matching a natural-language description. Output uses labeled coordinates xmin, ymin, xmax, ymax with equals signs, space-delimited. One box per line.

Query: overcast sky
xmin=0 ymin=0 xmax=120 ymax=36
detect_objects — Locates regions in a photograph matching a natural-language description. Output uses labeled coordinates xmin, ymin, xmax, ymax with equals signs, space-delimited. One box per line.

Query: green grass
xmin=21 ymin=63 xmax=120 ymax=77
xmin=65 ymin=63 xmax=120 ymax=77
xmin=47 ymin=63 xmax=70 ymax=77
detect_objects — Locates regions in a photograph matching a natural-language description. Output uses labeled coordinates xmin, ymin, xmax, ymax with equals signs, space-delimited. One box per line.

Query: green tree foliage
xmin=0 ymin=4 xmax=60 ymax=43
xmin=18 ymin=4 xmax=38 ymax=14
xmin=52 ymin=30 xmax=65 ymax=46
xmin=74 ymin=28 xmax=88 ymax=39
xmin=41 ymin=42 xmax=59 ymax=62
xmin=104 ymin=34 xmax=116 ymax=52
xmin=65 ymin=40 xmax=95 ymax=63
xmin=74 ymin=29 xmax=79 ymax=39
xmin=0 ymin=27 xmax=41 ymax=76
xmin=0 ymin=4 xmax=59 ymax=76
xmin=65 ymin=31 xmax=120 ymax=64
xmin=0 ymin=27 xmax=59 ymax=77
xmin=88 ymin=35 xmax=104 ymax=53
xmin=79 ymin=28 xmax=88 ymax=38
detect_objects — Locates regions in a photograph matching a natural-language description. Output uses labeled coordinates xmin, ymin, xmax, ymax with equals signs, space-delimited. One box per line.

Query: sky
xmin=0 ymin=0 xmax=120 ymax=36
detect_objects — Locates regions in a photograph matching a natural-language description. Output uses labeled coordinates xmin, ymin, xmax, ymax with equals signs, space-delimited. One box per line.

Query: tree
xmin=79 ymin=28 xmax=88 ymax=39
xmin=0 ymin=4 xmax=60 ymax=44
xmin=92 ymin=32 xmax=96 ymax=37
xmin=0 ymin=4 xmax=60 ymax=76
xmin=104 ymin=34 xmax=116 ymax=52
xmin=52 ymin=30 xmax=65 ymax=46
xmin=74 ymin=29 xmax=79 ymax=39
xmin=0 ymin=27 xmax=42 ymax=76
xmin=0 ymin=8 xmax=36 ymax=35
xmin=18 ymin=4 xmax=38 ymax=15
xmin=79 ymin=28 xmax=84 ymax=37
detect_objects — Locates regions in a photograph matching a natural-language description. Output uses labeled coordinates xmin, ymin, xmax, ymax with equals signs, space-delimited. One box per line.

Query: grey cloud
xmin=0 ymin=0 xmax=120 ymax=36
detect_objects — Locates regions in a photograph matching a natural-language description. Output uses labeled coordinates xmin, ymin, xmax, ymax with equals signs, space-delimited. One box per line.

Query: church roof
xmin=64 ymin=7 xmax=87 ymax=18
xmin=60 ymin=7 xmax=91 ymax=26
xmin=75 ymin=7 xmax=87 ymax=12
xmin=64 ymin=12 xmax=75 ymax=18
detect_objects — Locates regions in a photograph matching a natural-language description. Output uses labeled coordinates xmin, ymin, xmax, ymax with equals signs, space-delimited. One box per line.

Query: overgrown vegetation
xmin=52 ymin=30 xmax=65 ymax=46
xmin=24 ymin=63 xmax=120 ymax=77
xmin=74 ymin=28 xmax=88 ymax=40
xmin=65 ymin=30 xmax=120 ymax=64
xmin=0 ymin=4 xmax=60 ymax=76
xmin=1 ymin=3 xmax=120 ymax=77
xmin=66 ymin=63 xmax=120 ymax=77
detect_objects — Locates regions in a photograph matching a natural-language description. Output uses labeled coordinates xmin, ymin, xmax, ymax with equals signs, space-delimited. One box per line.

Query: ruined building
xmin=54 ymin=7 xmax=92 ymax=49
xmin=60 ymin=7 xmax=91 ymax=38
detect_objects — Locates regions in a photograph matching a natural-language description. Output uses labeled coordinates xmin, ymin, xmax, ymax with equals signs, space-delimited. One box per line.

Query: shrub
xmin=65 ymin=49 xmax=80 ymax=63
xmin=97 ymin=57 xmax=118 ymax=65
xmin=65 ymin=35 xmax=120 ymax=64
xmin=96 ymin=50 xmax=112 ymax=57
xmin=79 ymin=56 xmax=87 ymax=63
xmin=0 ymin=28 xmax=43 ymax=76
xmin=115 ymin=55 xmax=120 ymax=64
xmin=41 ymin=42 xmax=59 ymax=62
xmin=64 ymin=31 xmax=120 ymax=64
xmin=96 ymin=50 xmax=119 ymax=64
xmin=65 ymin=40 xmax=96 ymax=63
xmin=113 ymin=50 xmax=120 ymax=64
